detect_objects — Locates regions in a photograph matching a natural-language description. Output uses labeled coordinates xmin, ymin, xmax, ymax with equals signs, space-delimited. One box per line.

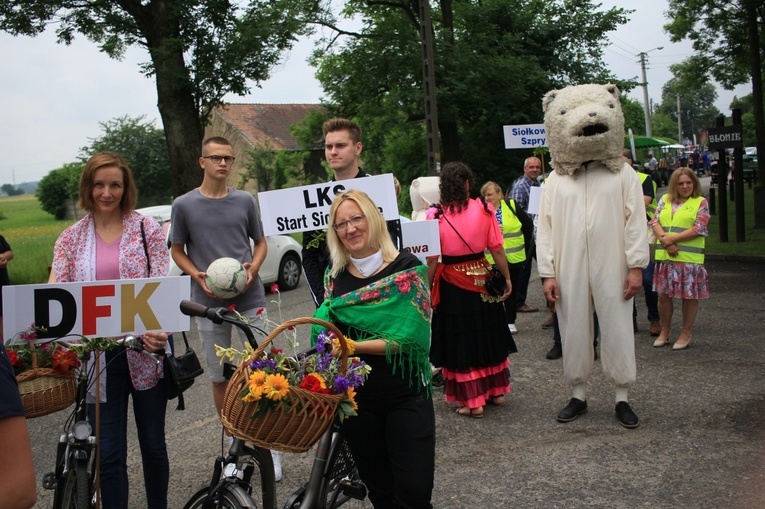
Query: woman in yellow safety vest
xmin=649 ymin=168 xmax=710 ymax=350
xmin=481 ymin=181 xmax=533 ymax=334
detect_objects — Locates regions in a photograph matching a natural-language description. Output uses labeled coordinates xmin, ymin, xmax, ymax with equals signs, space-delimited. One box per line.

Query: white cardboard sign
xmin=503 ymin=123 xmax=547 ymax=149
xmin=2 ymin=276 xmax=191 ymax=340
xmin=258 ymin=174 xmax=400 ymax=236
xmin=401 ymin=220 xmax=441 ymax=262
xmin=527 ymin=186 xmax=542 ymax=216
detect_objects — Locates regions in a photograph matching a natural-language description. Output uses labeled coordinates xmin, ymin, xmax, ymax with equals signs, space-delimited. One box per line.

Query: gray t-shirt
xmin=171 ymin=187 xmax=266 ymax=311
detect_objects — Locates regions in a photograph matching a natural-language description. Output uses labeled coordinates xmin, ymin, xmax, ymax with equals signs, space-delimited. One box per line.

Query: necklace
xmin=350 ymin=250 xmax=384 ymax=277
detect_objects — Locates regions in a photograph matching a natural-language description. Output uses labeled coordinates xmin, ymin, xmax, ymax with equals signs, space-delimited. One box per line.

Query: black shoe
xmin=615 ymin=401 xmax=639 ymax=429
xmin=432 ymin=370 xmax=444 ymax=387
xmin=557 ymin=398 xmax=587 ymax=423
xmin=546 ymin=343 xmax=562 ymax=360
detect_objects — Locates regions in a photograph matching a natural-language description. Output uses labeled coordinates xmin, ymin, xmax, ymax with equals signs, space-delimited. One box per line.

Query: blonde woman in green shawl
xmin=313 ymin=189 xmax=435 ymax=509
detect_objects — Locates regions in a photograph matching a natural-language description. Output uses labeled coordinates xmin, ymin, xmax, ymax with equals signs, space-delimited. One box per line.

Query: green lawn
xmin=706 ymin=184 xmax=765 ymax=257
xmin=0 ymin=195 xmax=73 ymax=285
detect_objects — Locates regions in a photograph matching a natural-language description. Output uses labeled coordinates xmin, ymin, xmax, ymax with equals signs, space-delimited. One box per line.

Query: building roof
xmin=213 ymin=103 xmax=323 ymax=151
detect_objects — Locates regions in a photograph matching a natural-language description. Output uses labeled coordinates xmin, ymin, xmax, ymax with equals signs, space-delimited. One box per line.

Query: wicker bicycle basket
xmin=221 ymin=317 xmax=349 ymax=453
xmin=16 ymin=348 xmax=76 ymax=419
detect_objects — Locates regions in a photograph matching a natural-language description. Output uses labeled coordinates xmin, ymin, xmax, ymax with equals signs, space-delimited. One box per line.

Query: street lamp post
xmin=637 ymin=46 xmax=663 ymax=138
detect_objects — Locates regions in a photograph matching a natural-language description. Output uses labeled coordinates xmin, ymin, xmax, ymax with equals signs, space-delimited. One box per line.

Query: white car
xmin=136 ymin=205 xmax=303 ymax=291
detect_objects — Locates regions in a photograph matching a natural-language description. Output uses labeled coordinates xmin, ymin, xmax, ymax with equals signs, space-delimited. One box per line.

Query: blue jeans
xmin=89 ymin=347 xmax=168 ymax=509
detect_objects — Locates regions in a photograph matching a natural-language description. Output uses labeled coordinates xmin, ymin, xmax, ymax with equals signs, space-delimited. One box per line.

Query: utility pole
xmin=419 ymin=0 xmax=440 ymax=176
xmin=637 ymin=46 xmax=663 ymax=138
xmin=677 ymin=93 xmax=682 ymax=143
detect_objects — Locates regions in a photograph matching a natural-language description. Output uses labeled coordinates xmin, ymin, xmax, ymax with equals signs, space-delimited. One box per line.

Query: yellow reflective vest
xmin=654 ymin=195 xmax=705 ymax=264
xmin=486 ymin=199 xmax=526 ymax=265
xmin=637 ymin=172 xmax=658 ymax=219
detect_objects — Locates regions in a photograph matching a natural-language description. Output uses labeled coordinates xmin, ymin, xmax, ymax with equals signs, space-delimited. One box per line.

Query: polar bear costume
xmin=410 ymin=176 xmax=440 ymax=222
xmin=536 ymin=84 xmax=649 ymax=421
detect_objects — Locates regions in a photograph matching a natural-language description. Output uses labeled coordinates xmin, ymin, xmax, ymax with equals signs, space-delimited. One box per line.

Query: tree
xmin=665 ymin=0 xmax=765 ymax=227
xmin=239 ymin=138 xmax=309 ymax=191
xmin=1 ymin=184 xmax=24 ymax=196
xmin=35 ymin=163 xmax=83 ymax=219
xmin=308 ymin=0 xmax=630 ymax=189
xmin=81 ymin=116 xmax=173 ymax=206
xmin=730 ymin=94 xmax=757 ymax=146
xmin=1 ymin=0 xmax=319 ymax=197
xmin=621 ymin=96 xmax=646 ymax=136
xmin=655 ymin=73 xmax=719 ymax=142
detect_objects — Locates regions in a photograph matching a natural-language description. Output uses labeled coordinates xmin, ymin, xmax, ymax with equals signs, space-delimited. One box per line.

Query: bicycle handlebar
xmin=180 ymin=300 xmax=260 ymax=348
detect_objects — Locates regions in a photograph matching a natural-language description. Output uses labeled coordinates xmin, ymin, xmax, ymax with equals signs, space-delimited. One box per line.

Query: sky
xmin=0 ymin=0 xmax=752 ymax=186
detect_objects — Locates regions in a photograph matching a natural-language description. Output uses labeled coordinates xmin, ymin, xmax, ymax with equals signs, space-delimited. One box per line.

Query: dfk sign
xmin=2 ymin=277 xmax=191 ymax=339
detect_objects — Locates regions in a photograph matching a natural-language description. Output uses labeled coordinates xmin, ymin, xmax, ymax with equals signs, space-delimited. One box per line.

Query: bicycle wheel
xmin=321 ymin=434 xmax=366 ymax=508
xmin=184 ymin=484 xmax=258 ymax=509
xmin=250 ymin=446 xmax=277 ymax=509
xmin=59 ymin=459 xmax=91 ymax=509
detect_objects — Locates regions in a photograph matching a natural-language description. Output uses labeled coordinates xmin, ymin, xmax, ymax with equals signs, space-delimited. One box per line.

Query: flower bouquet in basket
xmin=215 ymin=297 xmax=371 ymax=453
xmin=5 ymin=324 xmax=80 ymax=418
xmin=6 ymin=324 xmax=79 ymax=377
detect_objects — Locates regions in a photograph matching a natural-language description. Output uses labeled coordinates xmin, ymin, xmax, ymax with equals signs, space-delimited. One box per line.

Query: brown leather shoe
xmin=517 ymin=304 xmax=539 ymax=313
xmin=649 ymin=321 xmax=661 ymax=336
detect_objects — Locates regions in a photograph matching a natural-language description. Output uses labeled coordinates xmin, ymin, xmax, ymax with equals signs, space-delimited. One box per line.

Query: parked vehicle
xmin=136 ymin=205 xmax=303 ymax=291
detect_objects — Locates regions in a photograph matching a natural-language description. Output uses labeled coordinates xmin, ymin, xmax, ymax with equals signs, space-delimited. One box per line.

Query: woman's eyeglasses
xmin=333 ymin=214 xmax=366 ymax=232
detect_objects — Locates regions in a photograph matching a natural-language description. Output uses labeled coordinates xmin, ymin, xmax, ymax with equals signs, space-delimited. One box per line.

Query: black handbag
xmin=164 ymin=332 xmax=204 ymax=411
xmin=140 ymin=216 xmax=204 ymax=410
xmin=485 ymin=265 xmax=506 ymax=297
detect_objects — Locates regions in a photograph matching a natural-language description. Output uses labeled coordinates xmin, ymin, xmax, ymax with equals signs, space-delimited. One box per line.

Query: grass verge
xmin=706 ymin=184 xmax=765 ymax=257
xmin=0 ymin=195 xmax=73 ymax=285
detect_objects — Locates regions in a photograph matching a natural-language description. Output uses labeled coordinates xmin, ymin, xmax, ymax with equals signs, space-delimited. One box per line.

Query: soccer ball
xmin=205 ymin=257 xmax=247 ymax=299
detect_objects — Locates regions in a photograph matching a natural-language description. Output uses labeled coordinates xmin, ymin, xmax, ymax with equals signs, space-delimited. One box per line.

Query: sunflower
xmin=264 ymin=373 xmax=290 ymax=400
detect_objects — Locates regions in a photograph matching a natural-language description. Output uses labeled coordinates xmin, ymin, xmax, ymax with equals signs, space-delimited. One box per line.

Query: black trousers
xmin=504 ymin=261 xmax=524 ymax=324
xmin=341 ymin=391 xmax=435 ymax=509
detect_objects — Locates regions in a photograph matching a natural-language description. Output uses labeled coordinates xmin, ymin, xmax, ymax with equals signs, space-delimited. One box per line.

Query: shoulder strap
xmin=436 ymin=205 xmax=477 ymax=255
xmin=504 ymin=199 xmax=517 ymax=216
xmin=140 ymin=217 xmax=151 ymax=274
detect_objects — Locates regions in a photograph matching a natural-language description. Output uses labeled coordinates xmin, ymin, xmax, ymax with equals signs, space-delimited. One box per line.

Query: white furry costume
xmin=410 ymin=176 xmax=440 ymax=222
xmin=536 ymin=84 xmax=649 ymax=388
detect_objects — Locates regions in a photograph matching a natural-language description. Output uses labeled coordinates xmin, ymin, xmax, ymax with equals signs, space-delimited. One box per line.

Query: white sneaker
xmin=271 ymin=450 xmax=282 ymax=482
xmin=223 ymin=462 xmax=244 ymax=480
xmin=508 ymin=323 xmax=518 ymax=333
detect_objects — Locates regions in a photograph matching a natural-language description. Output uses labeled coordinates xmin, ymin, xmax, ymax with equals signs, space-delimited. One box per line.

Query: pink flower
xmin=270 ymin=284 xmax=280 ymax=293
xmin=396 ymin=282 xmax=412 ymax=293
xmin=360 ymin=290 xmax=381 ymax=301
xmin=256 ymin=308 xmax=265 ymax=316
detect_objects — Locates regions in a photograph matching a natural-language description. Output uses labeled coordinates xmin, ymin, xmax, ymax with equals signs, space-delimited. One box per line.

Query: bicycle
xmin=34 ymin=334 xmax=151 ymax=509
xmin=179 ymin=300 xmax=367 ymax=509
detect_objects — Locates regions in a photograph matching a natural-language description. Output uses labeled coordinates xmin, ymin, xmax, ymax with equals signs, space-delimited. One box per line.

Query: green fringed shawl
xmin=312 ymin=264 xmax=433 ymax=395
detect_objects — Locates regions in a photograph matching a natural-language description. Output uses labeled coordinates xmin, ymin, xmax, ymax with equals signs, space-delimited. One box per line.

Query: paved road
xmin=26 ymin=256 xmax=765 ymax=508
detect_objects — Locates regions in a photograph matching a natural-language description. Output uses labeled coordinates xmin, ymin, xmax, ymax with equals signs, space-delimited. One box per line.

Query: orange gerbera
xmin=264 ymin=373 xmax=290 ymax=400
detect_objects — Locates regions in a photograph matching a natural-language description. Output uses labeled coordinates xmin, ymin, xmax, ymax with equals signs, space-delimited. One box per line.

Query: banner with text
xmin=401 ymin=220 xmax=440 ymax=261
xmin=503 ymin=123 xmax=547 ymax=149
xmin=258 ymin=174 xmax=399 ymax=236
xmin=2 ymin=276 xmax=191 ymax=340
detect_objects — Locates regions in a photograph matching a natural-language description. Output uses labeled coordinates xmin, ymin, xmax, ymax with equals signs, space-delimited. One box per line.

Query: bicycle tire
xmin=184 ymin=484 xmax=258 ymax=509
xmin=59 ymin=459 xmax=91 ymax=509
xmin=320 ymin=434 xmax=364 ymax=508
xmin=251 ymin=446 xmax=277 ymax=509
